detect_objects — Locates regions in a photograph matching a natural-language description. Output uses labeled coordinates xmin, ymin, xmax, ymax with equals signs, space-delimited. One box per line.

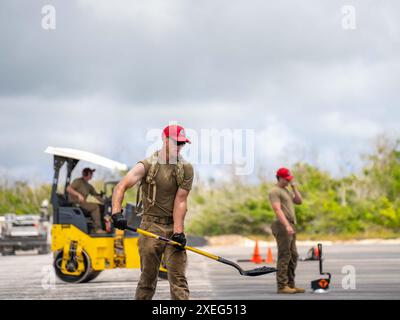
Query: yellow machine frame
xmin=46 ymin=147 xmax=167 ymax=283
xmin=52 ymin=224 xmax=141 ymax=272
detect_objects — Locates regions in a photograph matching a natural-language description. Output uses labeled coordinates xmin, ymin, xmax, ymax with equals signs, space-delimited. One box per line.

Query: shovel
xmin=126 ymin=226 xmax=277 ymax=277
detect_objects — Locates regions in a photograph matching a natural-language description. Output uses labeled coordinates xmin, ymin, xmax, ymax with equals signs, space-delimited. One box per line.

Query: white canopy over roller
xmin=45 ymin=146 xmax=128 ymax=172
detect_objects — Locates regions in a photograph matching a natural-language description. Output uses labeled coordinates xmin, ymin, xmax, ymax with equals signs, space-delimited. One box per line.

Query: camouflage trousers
xmin=80 ymin=202 xmax=102 ymax=230
xmin=135 ymin=216 xmax=189 ymax=300
xmin=271 ymin=220 xmax=299 ymax=289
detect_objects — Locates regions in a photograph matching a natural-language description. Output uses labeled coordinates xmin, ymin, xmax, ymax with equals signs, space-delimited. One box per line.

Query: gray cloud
xmin=0 ymin=0 xmax=399 ymax=182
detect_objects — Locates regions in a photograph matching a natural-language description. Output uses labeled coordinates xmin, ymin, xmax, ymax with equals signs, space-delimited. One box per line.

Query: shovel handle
xmin=126 ymin=226 xmax=276 ymax=277
xmin=126 ymin=226 xmax=220 ymax=261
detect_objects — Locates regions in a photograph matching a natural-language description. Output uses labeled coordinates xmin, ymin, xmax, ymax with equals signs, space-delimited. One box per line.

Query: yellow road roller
xmin=45 ymin=147 xmax=167 ymax=283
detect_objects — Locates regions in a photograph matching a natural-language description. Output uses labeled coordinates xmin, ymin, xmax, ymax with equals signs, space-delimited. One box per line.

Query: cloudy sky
xmin=0 ymin=0 xmax=399 ymax=183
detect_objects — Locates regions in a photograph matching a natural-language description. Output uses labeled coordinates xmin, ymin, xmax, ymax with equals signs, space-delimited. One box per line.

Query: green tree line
xmin=1 ymin=135 xmax=399 ymax=238
xmin=0 ymin=182 xmax=51 ymax=214
xmin=187 ymin=135 xmax=400 ymax=237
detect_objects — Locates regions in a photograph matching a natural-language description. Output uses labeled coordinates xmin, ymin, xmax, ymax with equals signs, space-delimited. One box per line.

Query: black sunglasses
xmin=168 ymin=138 xmax=186 ymax=146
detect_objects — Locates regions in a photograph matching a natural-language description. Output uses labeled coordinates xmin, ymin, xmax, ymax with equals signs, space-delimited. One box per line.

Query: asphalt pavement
xmin=0 ymin=243 xmax=399 ymax=300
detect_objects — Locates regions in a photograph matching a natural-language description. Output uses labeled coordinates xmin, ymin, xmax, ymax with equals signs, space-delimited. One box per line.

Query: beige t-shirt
xmin=69 ymin=177 xmax=99 ymax=204
xmin=138 ymin=157 xmax=194 ymax=217
xmin=268 ymin=186 xmax=297 ymax=224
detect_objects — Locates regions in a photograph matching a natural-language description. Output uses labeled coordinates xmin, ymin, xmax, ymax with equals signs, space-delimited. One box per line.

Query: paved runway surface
xmin=0 ymin=243 xmax=399 ymax=300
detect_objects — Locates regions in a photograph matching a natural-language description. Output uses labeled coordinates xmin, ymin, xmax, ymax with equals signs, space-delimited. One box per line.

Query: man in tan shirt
xmin=269 ymin=167 xmax=305 ymax=294
xmin=67 ymin=168 xmax=106 ymax=234
xmin=111 ymin=124 xmax=194 ymax=300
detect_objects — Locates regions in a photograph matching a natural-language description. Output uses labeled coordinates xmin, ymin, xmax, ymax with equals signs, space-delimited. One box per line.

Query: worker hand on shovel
xmin=111 ymin=212 xmax=128 ymax=230
xmin=170 ymin=233 xmax=187 ymax=250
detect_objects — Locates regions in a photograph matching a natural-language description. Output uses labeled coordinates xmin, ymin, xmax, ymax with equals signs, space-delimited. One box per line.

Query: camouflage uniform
xmin=69 ymin=177 xmax=103 ymax=230
xmin=271 ymin=220 xmax=298 ymax=289
xmin=269 ymin=186 xmax=299 ymax=289
xmin=135 ymin=152 xmax=194 ymax=300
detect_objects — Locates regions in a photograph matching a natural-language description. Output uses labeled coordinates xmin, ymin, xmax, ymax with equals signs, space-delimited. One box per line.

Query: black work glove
xmin=170 ymin=233 xmax=187 ymax=250
xmin=112 ymin=212 xmax=128 ymax=230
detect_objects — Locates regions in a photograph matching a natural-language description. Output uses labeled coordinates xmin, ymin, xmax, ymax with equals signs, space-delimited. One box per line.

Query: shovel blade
xmin=244 ymin=266 xmax=277 ymax=277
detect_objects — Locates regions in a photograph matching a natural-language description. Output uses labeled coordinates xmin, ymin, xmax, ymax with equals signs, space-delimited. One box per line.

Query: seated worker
xmin=67 ymin=168 xmax=106 ymax=234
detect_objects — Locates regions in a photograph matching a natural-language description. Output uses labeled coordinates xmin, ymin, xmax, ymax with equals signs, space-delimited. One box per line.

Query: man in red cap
xmin=268 ymin=167 xmax=304 ymax=294
xmin=111 ymin=124 xmax=193 ymax=300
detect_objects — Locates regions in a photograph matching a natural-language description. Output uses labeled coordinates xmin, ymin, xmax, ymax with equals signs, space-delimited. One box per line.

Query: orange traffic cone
xmin=251 ymin=240 xmax=263 ymax=264
xmin=265 ymin=247 xmax=274 ymax=263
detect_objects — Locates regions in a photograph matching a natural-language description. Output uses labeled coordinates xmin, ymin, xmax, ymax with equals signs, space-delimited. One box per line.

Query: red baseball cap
xmin=276 ymin=167 xmax=294 ymax=181
xmin=163 ymin=125 xmax=191 ymax=144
